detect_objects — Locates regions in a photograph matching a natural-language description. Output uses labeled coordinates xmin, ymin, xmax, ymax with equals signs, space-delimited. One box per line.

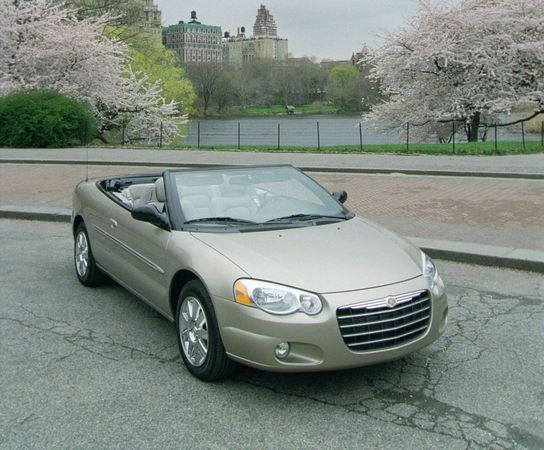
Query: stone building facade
xmin=137 ymin=0 xmax=162 ymax=38
xmin=162 ymin=11 xmax=222 ymax=65
xmin=253 ymin=4 xmax=277 ymax=37
xmin=222 ymin=5 xmax=288 ymax=66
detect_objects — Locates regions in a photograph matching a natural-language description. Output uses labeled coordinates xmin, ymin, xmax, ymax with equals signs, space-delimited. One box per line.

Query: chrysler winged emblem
xmin=386 ymin=296 xmax=397 ymax=308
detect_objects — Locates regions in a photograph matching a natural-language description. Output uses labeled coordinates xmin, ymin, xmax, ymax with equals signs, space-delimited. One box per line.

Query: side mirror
xmin=332 ymin=190 xmax=348 ymax=204
xmin=131 ymin=204 xmax=170 ymax=230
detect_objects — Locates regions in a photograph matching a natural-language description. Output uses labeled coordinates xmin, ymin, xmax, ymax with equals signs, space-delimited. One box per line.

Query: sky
xmin=155 ymin=0 xmax=430 ymax=61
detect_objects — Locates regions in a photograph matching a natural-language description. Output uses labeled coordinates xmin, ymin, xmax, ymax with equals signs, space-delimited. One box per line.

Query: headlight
xmin=421 ymin=253 xmax=444 ymax=297
xmin=234 ymin=279 xmax=322 ymax=316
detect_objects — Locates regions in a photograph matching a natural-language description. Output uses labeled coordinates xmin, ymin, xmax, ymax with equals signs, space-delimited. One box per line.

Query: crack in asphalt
xmin=2 ymin=283 xmax=543 ymax=449
xmin=0 ymin=414 xmax=40 ymax=446
xmin=233 ymin=285 xmax=544 ymax=449
xmin=1 ymin=306 xmax=179 ymax=365
xmin=234 ymin=374 xmax=542 ymax=449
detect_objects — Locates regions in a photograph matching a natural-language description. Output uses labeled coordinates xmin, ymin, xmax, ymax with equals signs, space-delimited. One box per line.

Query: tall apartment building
xmin=137 ymin=0 xmax=162 ymax=38
xmin=162 ymin=11 xmax=222 ymax=65
xmin=223 ymin=5 xmax=288 ymax=66
xmin=253 ymin=4 xmax=277 ymax=37
xmin=50 ymin=0 xmax=162 ymax=38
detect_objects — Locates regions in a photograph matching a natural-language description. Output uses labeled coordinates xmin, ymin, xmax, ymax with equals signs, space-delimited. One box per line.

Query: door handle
xmin=109 ymin=218 xmax=118 ymax=229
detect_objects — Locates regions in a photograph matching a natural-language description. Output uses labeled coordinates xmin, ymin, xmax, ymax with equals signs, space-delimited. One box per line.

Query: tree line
xmin=186 ymin=55 xmax=382 ymax=117
xmin=2 ymin=0 xmax=542 ymax=147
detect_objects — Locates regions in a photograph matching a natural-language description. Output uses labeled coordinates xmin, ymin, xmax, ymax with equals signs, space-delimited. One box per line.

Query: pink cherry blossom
xmin=0 ymin=0 xmax=180 ymax=144
xmin=365 ymin=0 xmax=544 ymax=141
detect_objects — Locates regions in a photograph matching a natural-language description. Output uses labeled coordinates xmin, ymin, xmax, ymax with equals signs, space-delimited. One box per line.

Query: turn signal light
xmin=234 ymin=280 xmax=252 ymax=305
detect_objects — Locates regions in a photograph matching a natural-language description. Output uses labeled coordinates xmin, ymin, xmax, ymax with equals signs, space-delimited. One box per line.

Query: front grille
xmin=337 ymin=290 xmax=431 ymax=352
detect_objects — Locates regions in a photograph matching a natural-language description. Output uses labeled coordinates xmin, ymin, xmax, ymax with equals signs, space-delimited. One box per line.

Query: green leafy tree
xmin=327 ymin=65 xmax=362 ymax=112
xmin=53 ymin=0 xmax=147 ymax=39
xmin=0 ymin=90 xmax=96 ymax=148
xmin=273 ymin=61 xmax=328 ymax=106
xmin=128 ymin=34 xmax=195 ymax=115
xmin=353 ymin=46 xmax=383 ymax=112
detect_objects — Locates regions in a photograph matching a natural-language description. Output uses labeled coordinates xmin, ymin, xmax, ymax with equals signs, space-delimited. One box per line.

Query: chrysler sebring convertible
xmin=72 ymin=165 xmax=448 ymax=381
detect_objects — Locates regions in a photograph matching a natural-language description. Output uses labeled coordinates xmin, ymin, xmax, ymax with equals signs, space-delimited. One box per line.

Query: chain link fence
xmin=117 ymin=115 xmax=544 ymax=152
xmin=183 ymin=116 xmax=544 ymax=152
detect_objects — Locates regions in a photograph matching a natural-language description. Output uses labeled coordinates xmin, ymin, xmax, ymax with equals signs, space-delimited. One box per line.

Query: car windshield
xmin=170 ymin=166 xmax=350 ymax=228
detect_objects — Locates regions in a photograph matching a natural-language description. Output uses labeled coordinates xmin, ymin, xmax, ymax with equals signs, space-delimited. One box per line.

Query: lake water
xmin=185 ymin=114 xmax=540 ymax=147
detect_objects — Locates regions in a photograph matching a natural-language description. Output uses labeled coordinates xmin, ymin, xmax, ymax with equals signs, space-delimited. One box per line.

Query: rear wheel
xmin=74 ymin=223 xmax=106 ymax=286
xmin=175 ymin=280 xmax=236 ymax=381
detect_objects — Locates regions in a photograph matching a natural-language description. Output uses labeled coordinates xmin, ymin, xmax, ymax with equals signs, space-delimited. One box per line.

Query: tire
xmin=74 ymin=222 xmax=106 ymax=287
xmin=175 ymin=280 xmax=236 ymax=381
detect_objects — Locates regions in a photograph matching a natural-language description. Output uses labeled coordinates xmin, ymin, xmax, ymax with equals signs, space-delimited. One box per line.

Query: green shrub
xmin=0 ymin=90 xmax=96 ymax=148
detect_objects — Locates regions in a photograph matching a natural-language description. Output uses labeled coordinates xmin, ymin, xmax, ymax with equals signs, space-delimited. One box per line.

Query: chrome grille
xmin=336 ymin=290 xmax=431 ymax=351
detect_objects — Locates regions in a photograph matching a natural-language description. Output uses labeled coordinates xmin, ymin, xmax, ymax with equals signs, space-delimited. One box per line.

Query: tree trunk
xmin=96 ymin=134 xmax=109 ymax=144
xmin=468 ymin=111 xmax=480 ymax=142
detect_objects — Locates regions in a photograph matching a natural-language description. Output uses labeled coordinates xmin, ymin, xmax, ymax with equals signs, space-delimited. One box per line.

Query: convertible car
xmin=72 ymin=165 xmax=448 ymax=381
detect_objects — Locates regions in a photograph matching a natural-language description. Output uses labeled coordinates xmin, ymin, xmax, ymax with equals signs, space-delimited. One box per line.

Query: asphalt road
xmin=1 ymin=219 xmax=543 ymax=449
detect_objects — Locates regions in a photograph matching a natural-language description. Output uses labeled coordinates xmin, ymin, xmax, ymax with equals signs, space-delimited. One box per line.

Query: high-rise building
xmin=223 ymin=5 xmax=288 ymax=66
xmin=137 ymin=0 xmax=162 ymax=38
xmin=162 ymin=11 xmax=222 ymax=65
xmin=50 ymin=0 xmax=162 ymax=38
xmin=253 ymin=4 xmax=277 ymax=37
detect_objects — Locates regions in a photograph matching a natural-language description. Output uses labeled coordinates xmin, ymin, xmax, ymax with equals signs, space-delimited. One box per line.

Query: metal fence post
xmin=406 ymin=122 xmax=410 ymax=152
xmin=159 ymin=121 xmax=163 ymax=148
xmin=237 ymin=122 xmax=241 ymax=149
xmin=317 ymin=121 xmax=321 ymax=150
xmin=359 ymin=122 xmax=363 ymax=151
xmin=197 ymin=121 xmax=201 ymax=148
xmin=452 ymin=121 xmax=455 ymax=154
xmin=521 ymin=121 xmax=526 ymax=150
xmin=277 ymin=123 xmax=280 ymax=150
xmin=541 ymin=121 xmax=544 ymax=147
xmin=494 ymin=124 xmax=498 ymax=154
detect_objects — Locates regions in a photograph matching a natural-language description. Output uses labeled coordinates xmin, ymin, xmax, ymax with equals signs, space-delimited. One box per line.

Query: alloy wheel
xmin=75 ymin=231 xmax=89 ymax=277
xmin=179 ymin=296 xmax=209 ymax=367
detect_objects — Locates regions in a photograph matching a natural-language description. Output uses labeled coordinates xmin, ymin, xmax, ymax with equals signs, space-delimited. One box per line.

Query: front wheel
xmin=175 ymin=280 xmax=236 ymax=381
xmin=74 ymin=223 xmax=106 ymax=287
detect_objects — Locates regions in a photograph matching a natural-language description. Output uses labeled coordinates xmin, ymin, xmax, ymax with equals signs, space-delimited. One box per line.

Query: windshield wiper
xmin=265 ymin=213 xmax=349 ymax=223
xmin=184 ymin=216 xmax=259 ymax=225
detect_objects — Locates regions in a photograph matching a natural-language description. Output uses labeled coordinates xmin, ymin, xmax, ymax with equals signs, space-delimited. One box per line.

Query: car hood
xmin=190 ymin=217 xmax=422 ymax=294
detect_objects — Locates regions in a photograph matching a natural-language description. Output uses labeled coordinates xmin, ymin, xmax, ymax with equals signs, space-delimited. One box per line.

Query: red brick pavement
xmin=1 ymin=164 xmax=543 ymax=250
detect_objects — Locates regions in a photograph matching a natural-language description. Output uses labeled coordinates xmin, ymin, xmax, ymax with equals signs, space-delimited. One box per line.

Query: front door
xmin=104 ymin=206 xmax=171 ymax=317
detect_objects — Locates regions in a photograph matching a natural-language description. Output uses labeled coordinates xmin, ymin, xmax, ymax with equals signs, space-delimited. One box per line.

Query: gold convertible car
xmin=72 ymin=165 xmax=448 ymax=381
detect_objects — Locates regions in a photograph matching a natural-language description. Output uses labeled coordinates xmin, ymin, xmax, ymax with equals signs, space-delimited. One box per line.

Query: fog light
xmin=275 ymin=342 xmax=290 ymax=359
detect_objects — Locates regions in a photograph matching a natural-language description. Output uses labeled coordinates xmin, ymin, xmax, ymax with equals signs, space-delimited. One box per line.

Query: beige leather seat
xmin=128 ymin=178 xmax=165 ymax=211
xmin=127 ymin=184 xmax=154 ymax=208
xmin=211 ymin=196 xmax=257 ymax=218
xmin=178 ymin=184 xmax=220 ymax=221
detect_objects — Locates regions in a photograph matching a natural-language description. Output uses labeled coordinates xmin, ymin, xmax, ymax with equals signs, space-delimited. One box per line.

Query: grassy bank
xmin=182 ymin=140 xmax=543 ymax=155
xmin=215 ymin=103 xmax=341 ymax=117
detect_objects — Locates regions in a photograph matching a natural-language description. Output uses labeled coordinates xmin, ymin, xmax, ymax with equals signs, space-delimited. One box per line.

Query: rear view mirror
xmin=332 ymin=190 xmax=348 ymax=204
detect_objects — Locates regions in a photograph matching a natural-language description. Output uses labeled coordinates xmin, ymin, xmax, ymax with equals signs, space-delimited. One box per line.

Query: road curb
xmin=1 ymin=208 xmax=543 ymax=274
xmin=1 ymin=158 xmax=543 ymax=180
xmin=408 ymin=237 xmax=544 ymax=274
xmin=0 ymin=207 xmax=71 ymax=223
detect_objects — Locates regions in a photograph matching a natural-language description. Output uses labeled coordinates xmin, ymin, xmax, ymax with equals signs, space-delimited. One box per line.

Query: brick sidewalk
xmin=2 ymin=163 xmax=542 ymax=251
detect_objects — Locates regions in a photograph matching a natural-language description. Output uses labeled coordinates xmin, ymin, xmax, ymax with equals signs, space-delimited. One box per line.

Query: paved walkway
xmin=1 ymin=147 xmax=543 ymax=177
xmin=0 ymin=163 xmax=544 ymax=270
xmin=2 ymin=163 xmax=543 ymax=254
xmin=2 ymin=149 xmax=543 ymax=271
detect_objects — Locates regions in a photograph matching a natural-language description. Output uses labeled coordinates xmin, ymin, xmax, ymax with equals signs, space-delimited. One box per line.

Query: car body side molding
xmin=94 ymin=225 xmax=165 ymax=274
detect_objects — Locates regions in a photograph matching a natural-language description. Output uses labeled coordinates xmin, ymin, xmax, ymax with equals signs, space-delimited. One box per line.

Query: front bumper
xmin=214 ymin=276 xmax=448 ymax=372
